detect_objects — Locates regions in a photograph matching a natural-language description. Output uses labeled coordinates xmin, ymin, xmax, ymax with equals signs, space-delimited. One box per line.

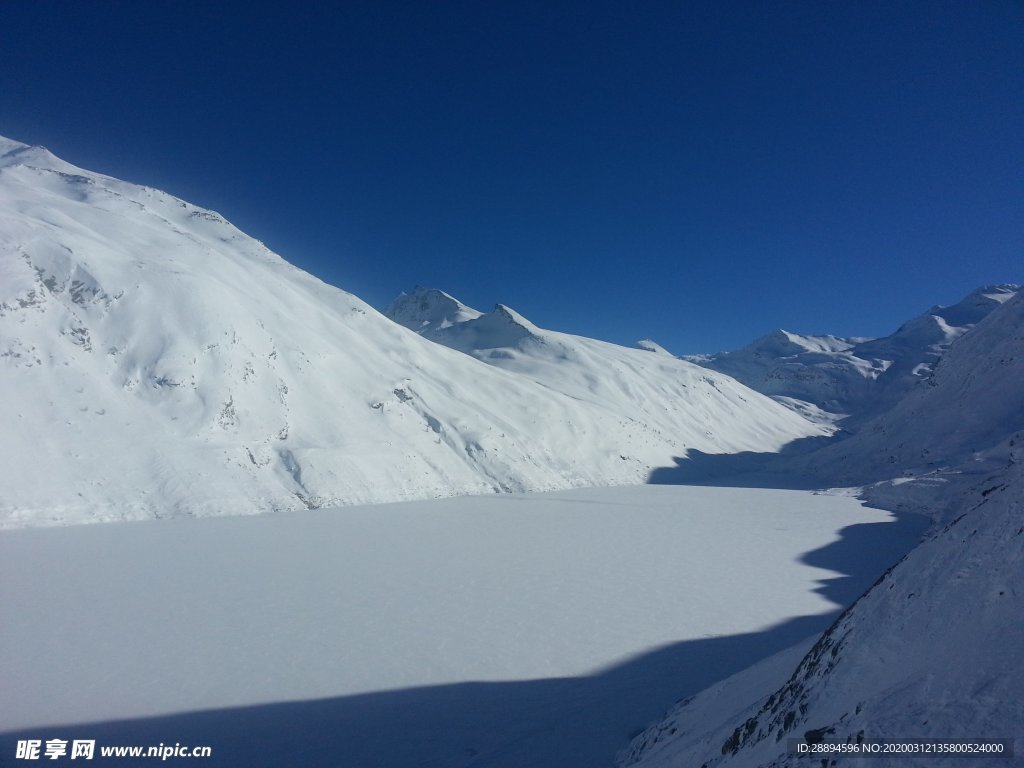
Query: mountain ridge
xmin=685 ymin=283 xmax=1018 ymax=424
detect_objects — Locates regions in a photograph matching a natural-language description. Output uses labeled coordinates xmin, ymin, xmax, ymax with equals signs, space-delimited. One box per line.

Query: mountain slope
xmin=0 ymin=138 xmax=823 ymax=527
xmin=622 ymin=462 xmax=1024 ymax=768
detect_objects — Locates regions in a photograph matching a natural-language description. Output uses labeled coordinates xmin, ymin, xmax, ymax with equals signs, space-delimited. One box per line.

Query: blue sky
xmin=1 ymin=1 xmax=1020 ymax=353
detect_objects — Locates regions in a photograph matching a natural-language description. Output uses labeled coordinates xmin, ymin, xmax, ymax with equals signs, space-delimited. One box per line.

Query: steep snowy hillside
xmin=386 ymin=287 xmax=818 ymax=458
xmin=0 ymin=137 xmax=822 ymax=527
xmin=620 ymin=291 xmax=1024 ymax=768
xmin=690 ymin=285 xmax=1017 ymax=424
xmin=621 ymin=462 xmax=1024 ymax=768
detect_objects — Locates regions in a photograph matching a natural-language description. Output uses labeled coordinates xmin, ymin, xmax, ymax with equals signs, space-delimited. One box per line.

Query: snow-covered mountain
xmin=797 ymin=289 xmax=1024 ymax=488
xmin=0 ymin=137 xmax=823 ymax=527
xmin=688 ymin=285 xmax=1018 ymax=424
xmin=384 ymin=286 xmax=483 ymax=334
xmin=385 ymin=287 xmax=820 ymax=460
xmin=620 ymin=290 xmax=1024 ymax=768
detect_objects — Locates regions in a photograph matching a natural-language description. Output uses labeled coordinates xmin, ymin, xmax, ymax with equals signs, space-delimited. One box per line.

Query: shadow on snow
xmin=0 ymin=617 xmax=836 ymax=768
xmin=647 ymin=433 xmax=849 ymax=489
xmin=648 ymin=434 xmax=929 ymax=606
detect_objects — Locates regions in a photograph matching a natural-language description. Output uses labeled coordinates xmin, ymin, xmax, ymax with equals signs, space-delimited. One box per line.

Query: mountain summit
xmin=385 ymin=286 xmax=482 ymax=334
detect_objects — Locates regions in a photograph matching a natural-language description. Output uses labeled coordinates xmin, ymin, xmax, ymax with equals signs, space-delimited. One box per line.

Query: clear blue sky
xmin=1 ymin=1 xmax=1020 ymax=353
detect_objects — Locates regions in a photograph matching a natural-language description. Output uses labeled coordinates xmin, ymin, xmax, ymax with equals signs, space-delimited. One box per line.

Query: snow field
xmin=0 ymin=486 xmax=924 ymax=767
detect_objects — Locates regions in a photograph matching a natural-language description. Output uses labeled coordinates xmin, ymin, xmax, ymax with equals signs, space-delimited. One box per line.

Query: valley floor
xmin=0 ymin=486 xmax=925 ymax=767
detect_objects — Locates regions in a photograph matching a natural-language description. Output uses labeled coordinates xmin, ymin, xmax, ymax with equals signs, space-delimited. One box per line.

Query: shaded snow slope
xmin=690 ymin=285 xmax=1017 ymax=424
xmin=0 ymin=137 xmax=822 ymax=527
xmin=621 ymin=462 xmax=1024 ymax=768
xmin=620 ymin=290 xmax=1024 ymax=768
xmin=384 ymin=289 xmax=821 ymax=462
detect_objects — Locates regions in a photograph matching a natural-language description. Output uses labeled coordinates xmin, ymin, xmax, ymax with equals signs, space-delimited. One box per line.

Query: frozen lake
xmin=0 ymin=485 xmax=925 ymax=766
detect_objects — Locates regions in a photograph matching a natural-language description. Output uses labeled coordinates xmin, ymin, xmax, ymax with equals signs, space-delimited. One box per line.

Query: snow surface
xmin=0 ymin=136 xmax=823 ymax=527
xmin=0 ymin=485 xmax=923 ymax=767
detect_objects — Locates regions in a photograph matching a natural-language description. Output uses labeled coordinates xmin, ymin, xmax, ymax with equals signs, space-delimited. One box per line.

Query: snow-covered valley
xmin=1 ymin=135 xmax=1021 ymax=768
xmin=0 ymin=486 xmax=923 ymax=767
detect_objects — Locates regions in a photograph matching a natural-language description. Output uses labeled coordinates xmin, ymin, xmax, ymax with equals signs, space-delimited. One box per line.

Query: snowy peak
xmin=421 ymin=302 xmax=542 ymax=355
xmin=0 ymin=136 xmax=94 ymax=178
xmin=491 ymin=302 xmax=534 ymax=329
xmin=799 ymin=288 xmax=1024 ymax=484
xmin=386 ymin=288 xmax=543 ymax=353
xmin=635 ymin=339 xmax=673 ymax=356
xmin=863 ymin=284 xmax=1019 ymax=353
xmin=691 ymin=284 xmax=1019 ymax=424
xmin=933 ymin=283 xmax=1019 ymax=325
xmin=384 ymin=286 xmax=482 ymax=333
xmin=478 ymin=303 xmax=540 ymax=343
xmin=746 ymin=329 xmax=856 ymax=358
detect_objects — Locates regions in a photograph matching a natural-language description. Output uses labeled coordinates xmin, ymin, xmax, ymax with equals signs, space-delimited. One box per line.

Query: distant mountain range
xmin=685 ymin=284 xmax=1018 ymax=426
